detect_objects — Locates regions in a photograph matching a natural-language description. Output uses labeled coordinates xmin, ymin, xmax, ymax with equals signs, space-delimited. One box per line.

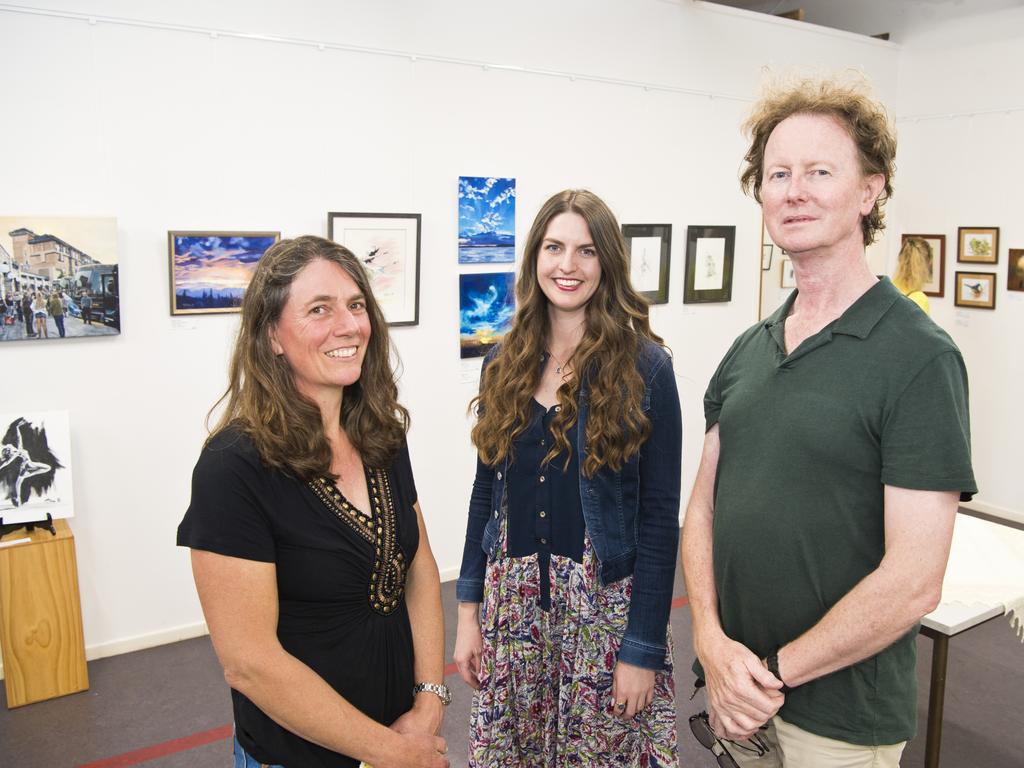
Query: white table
xmin=918 ymin=506 xmax=1024 ymax=767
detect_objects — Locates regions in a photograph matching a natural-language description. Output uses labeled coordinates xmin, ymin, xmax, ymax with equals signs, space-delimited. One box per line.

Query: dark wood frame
xmin=902 ymin=233 xmax=946 ymax=297
xmin=327 ymin=212 xmax=421 ymax=326
xmin=954 ymin=271 xmax=997 ymax=309
xmin=957 ymin=227 xmax=999 ymax=264
xmin=622 ymin=223 xmax=671 ymax=304
xmin=168 ymin=230 xmax=280 ymax=316
xmin=683 ymin=225 xmax=735 ymax=304
xmin=1007 ymin=248 xmax=1024 ymax=292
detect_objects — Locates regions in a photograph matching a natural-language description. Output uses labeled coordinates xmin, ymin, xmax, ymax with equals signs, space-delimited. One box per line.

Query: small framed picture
xmin=902 ymin=234 xmax=946 ymax=297
xmin=328 ymin=212 xmax=421 ymax=326
xmin=683 ymin=225 xmax=735 ymax=304
xmin=957 ymin=227 xmax=999 ymax=264
xmin=168 ymin=231 xmax=280 ymax=315
xmin=622 ymin=223 xmax=672 ymax=304
xmin=780 ymin=258 xmax=796 ymax=288
xmin=954 ymin=271 xmax=996 ymax=309
xmin=1008 ymin=249 xmax=1024 ymax=292
xmin=761 ymin=243 xmax=774 ymax=271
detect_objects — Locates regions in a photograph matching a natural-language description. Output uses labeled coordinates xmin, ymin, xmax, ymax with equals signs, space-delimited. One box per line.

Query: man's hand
xmin=453 ymin=602 xmax=483 ymax=690
xmin=699 ymin=634 xmax=784 ymax=740
xmin=610 ymin=660 xmax=656 ymax=719
xmin=390 ymin=692 xmax=444 ymax=736
xmin=374 ymin=733 xmax=449 ymax=768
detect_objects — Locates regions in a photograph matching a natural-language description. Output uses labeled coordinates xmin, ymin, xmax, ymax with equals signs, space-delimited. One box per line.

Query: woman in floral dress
xmin=455 ymin=190 xmax=682 ymax=767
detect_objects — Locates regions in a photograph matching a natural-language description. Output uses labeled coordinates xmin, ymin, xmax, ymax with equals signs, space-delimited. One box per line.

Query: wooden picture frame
xmin=957 ymin=227 xmax=999 ymax=264
xmin=1007 ymin=249 xmax=1024 ymax=292
xmin=168 ymin=231 xmax=280 ymax=315
xmin=901 ymin=234 xmax=946 ymax=297
xmin=954 ymin=271 xmax=997 ymax=309
xmin=780 ymin=258 xmax=796 ymax=288
xmin=328 ymin=212 xmax=421 ymax=326
xmin=683 ymin=225 xmax=735 ymax=304
xmin=622 ymin=223 xmax=671 ymax=304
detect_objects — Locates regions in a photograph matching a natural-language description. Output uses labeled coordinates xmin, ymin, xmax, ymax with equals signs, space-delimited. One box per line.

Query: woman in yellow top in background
xmin=893 ymin=237 xmax=932 ymax=314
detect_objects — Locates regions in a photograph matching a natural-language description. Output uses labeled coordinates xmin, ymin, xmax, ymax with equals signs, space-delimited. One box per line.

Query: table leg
xmin=924 ymin=632 xmax=949 ymax=768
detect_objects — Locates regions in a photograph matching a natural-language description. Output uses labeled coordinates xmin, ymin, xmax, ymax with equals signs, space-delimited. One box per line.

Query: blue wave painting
xmin=458 ymin=176 xmax=515 ymax=264
xmin=459 ymin=272 xmax=516 ymax=358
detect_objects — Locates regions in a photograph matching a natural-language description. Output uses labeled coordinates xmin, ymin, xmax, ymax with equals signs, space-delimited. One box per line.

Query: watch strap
xmin=412 ymin=681 xmax=452 ymax=706
xmin=766 ymin=651 xmax=791 ymax=693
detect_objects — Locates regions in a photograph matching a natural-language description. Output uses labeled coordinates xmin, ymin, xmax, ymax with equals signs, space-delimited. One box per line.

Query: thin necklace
xmin=548 ymin=349 xmax=570 ymax=374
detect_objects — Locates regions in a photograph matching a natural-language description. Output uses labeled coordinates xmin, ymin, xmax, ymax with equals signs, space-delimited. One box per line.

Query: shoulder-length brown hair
xmin=209 ymin=235 xmax=408 ymax=478
xmin=471 ymin=190 xmax=663 ymax=478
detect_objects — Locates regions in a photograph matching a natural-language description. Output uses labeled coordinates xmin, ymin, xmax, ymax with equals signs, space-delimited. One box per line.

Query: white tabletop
xmin=922 ymin=600 xmax=1005 ymax=636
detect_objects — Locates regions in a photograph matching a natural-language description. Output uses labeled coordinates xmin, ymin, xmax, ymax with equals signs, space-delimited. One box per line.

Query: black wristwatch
xmin=765 ymin=651 xmax=791 ymax=694
xmin=413 ymin=682 xmax=452 ymax=706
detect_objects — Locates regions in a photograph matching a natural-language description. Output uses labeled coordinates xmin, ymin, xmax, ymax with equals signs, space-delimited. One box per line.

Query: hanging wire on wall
xmin=0 ymin=2 xmax=752 ymax=103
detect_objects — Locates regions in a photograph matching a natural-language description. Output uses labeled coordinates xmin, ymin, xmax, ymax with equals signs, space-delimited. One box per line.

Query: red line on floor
xmin=77 ymin=595 xmax=690 ymax=767
xmin=77 ymin=724 xmax=234 ymax=768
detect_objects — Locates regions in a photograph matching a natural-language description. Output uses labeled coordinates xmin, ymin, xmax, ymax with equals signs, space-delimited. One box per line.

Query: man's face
xmin=761 ymin=113 xmax=883 ymax=258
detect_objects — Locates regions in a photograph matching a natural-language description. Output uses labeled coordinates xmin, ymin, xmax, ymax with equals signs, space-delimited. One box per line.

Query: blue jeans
xmin=233 ymin=734 xmax=284 ymax=768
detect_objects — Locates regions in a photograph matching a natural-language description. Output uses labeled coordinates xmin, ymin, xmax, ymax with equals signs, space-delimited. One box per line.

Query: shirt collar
xmin=762 ymin=277 xmax=901 ymax=340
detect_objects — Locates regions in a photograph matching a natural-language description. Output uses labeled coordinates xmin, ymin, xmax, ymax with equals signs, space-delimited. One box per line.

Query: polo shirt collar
xmin=762 ymin=277 xmax=901 ymax=340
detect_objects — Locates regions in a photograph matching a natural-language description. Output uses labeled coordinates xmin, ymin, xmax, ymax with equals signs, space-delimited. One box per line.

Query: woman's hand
xmin=374 ymin=732 xmax=450 ymax=768
xmin=390 ymin=693 xmax=444 ymax=736
xmin=610 ymin=659 xmax=656 ymax=719
xmin=453 ymin=602 xmax=483 ymax=690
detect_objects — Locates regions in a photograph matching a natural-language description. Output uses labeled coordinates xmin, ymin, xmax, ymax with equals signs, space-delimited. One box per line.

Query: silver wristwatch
xmin=412 ymin=681 xmax=452 ymax=706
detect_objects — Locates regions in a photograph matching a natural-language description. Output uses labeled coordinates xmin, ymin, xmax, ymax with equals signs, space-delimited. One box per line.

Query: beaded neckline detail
xmin=309 ymin=467 xmax=407 ymax=616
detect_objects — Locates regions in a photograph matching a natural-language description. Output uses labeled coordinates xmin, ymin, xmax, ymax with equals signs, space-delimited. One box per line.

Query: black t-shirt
xmin=177 ymin=427 xmax=420 ymax=768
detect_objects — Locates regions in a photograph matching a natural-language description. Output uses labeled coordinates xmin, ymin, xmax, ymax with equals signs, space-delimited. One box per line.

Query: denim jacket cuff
xmin=617 ymin=636 xmax=669 ymax=671
xmin=455 ymin=578 xmax=484 ymax=603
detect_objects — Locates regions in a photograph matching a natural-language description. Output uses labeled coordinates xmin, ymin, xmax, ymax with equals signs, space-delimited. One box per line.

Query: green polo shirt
xmin=703 ymin=278 xmax=976 ymax=746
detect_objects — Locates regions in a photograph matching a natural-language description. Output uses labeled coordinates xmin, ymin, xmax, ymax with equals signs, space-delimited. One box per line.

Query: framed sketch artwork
xmin=1007 ymin=249 xmax=1024 ymax=292
xmin=780 ymin=258 xmax=797 ymax=289
xmin=683 ymin=226 xmax=735 ymax=304
xmin=328 ymin=212 xmax=421 ymax=326
xmin=169 ymin=231 xmax=280 ymax=315
xmin=954 ymin=271 xmax=996 ymax=309
xmin=901 ymin=234 xmax=946 ymax=297
xmin=622 ymin=224 xmax=671 ymax=304
xmin=957 ymin=227 xmax=999 ymax=264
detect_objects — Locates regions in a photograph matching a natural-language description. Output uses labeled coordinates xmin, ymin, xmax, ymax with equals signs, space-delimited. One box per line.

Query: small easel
xmin=0 ymin=515 xmax=89 ymax=708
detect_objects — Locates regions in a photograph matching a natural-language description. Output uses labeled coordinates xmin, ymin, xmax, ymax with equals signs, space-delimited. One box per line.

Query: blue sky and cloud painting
xmin=458 ymin=176 xmax=515 ymax=263
xmin=171 ymin=233 xmax=278 ymax=314
xmin=459 ymin=271 xmax=515 ymax=358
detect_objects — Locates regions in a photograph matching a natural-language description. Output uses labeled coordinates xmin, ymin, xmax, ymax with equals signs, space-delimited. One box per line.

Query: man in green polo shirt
xmin=681 ymin=78 xmax=976 ymax=767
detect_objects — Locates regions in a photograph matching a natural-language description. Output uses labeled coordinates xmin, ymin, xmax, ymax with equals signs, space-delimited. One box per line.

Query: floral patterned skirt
xmin=468 ymin=526 xmax=677 ymax=767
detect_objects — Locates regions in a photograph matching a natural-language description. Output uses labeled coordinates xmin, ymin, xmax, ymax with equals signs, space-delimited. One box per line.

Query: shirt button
xmin=539 ymin=475 xmax=546 ymax=483
xmin=496 ymin=471 xmax=502 ymax=480
xmin=540 ymin=439 xmax=545 ymax=446
xmin=540 ymin=537 xmax=547 ymax=544
xmin=554 ymin=406 xmax=561 ymax=412
xmin=539 ymin=510 xmax=546 ymax=518
xmin=494 ymin=509 xmax=499 ymax=518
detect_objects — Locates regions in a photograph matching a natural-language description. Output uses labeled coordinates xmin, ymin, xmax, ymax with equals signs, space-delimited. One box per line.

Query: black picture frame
xmin=327 ymin=211 xmax=421 ymax=326
xmin=684 ymin=225 xmax=735 ymax=304
xmin=622 ymin=223 xmax=672 ymax=304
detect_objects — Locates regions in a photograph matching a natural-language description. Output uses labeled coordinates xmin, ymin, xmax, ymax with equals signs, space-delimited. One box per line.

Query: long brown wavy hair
xmin=208 ymin=235 xmax=409 ymax=478
xmin=471 ymin=190 xmax=663 ymax=477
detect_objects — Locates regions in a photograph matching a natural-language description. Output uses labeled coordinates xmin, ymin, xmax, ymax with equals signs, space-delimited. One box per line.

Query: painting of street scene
xmin=0 ymin=216 xmax=119 ymax=343
xmin=169 ymin=231 xmax=280 ymax=315
xmin=458 ymin=176 xmax=516 ymax=263
xmin=459 ymin=271 xmax=515 ymax=358
xmin=0 ymin=411 xmax=74 ymax=526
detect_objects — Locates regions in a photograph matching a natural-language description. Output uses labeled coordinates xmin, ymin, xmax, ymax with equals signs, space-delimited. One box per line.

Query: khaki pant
xmin=727 ymin=715 xmax=906 ymax=768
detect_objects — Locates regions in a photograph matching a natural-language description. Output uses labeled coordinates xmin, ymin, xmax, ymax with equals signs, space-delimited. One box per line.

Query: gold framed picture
xmin=957 ymin=227 xmax=999 ymax=264
xmin=954 ymin=271 xmax=996 ymax=309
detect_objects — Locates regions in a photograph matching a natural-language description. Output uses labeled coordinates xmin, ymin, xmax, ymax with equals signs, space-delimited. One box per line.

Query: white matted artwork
xmin=629 ymin=236 xmax=664 ymax=293
xmin=0 ymin=411 xmax=74 ymax=525
xmin=693 ymin=237 xmax=725 ymax=291
xmin=780 ymin=259 xmax=797 ymax=288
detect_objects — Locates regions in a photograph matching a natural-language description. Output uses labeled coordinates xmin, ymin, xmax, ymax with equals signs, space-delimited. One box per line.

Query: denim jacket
xmin=456 ymin=338 xmax=682 ymax=669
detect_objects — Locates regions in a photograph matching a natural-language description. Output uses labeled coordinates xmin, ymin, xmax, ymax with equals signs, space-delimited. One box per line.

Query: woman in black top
xmin=178 ymin=236 xmax=450 ymax=768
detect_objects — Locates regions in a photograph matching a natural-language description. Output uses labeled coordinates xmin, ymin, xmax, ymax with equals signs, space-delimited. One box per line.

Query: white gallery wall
xmin=0 ymin=0 xmax=1008 ymax=665
xmin=887 ymin=4 xmax=1024 ymax=520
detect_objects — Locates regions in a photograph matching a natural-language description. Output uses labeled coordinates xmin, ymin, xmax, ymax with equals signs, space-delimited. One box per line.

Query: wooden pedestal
xmin=0 ymin=519 xmax=89 ymax=708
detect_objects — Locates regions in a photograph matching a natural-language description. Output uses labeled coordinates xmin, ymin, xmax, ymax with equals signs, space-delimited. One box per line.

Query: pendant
xmin=556 ymin=365 xmax=562 ymax=374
